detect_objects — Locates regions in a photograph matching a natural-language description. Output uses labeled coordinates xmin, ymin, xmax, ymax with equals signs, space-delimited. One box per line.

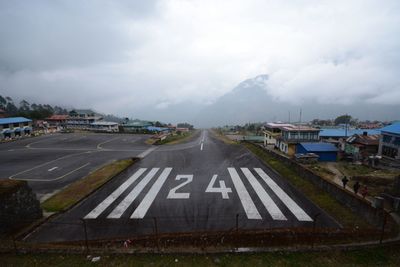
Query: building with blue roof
xmin=378 ymin=122 xmax=400 ymax=161
xmin=0 ymin=117 xmax=32 ymax=140
xmin=296 ymin=142 xmax=338 ymax=162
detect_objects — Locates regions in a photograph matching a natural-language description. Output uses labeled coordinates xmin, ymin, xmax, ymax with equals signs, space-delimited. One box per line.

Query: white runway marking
xmin=48 ymin=167 xmax=58 ymax=172
xmin=241 ymin=168 xmax=286 ymax=220
xmin=200 ymin=143 xmax=204 ymax=150
xmin=84 ymin=168 xmax=147 ymax=219
xmin=254 ymin=168 xmax=312 ymax=221
xmin=228 ymin=168 xmax=262 ymax=220
xmin=138 ymin=146 xmax=157 ymax=158
xmin=131 ymin=168 xmax=173 ymax=219
xmin=97 ymin=137 xmax=121 ymax=149
xmin=108 ymin=168 xmax=159 ymax=219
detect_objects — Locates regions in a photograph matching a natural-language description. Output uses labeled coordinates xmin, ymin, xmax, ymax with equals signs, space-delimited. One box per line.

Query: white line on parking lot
xmin=97 ymin=137 xmax=121 ymax=149
xmin=131 ymin=168 xmax=173 ymax=219
xmin=85 ymin=168 xmax=147 ymax=219
xmin=138 ymin=146 xmax=157 ymax=158
xmin=108 ymin=168 xmax=159 ymax=219
xmin=228 ymin=168 xmax=262 ymax=220
xmin=254 ymin=168 xmax=313 ymax=221
xmin=11 ymin=162 xmax=90 ymax=182
xmin=241 ymin=168 xmax=287 ymax=221
xmin=48 ymin=167 xmax=58 ymax=172
xmin=9 ymin=151 xmax=94 ymax=180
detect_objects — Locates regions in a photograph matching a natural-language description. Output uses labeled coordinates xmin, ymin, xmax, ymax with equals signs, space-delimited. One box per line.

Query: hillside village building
xmin=379 ymin=122 xmax=400 ymax=161
xmin=0 ymin=117 xmax=32 ymax=140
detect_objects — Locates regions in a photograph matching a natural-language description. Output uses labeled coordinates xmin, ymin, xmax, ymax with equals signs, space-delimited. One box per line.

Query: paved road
xmin=26 ymin=130 xmax=339 ymax=243
xmin=0 ymin=133 xmax=154 ymax=200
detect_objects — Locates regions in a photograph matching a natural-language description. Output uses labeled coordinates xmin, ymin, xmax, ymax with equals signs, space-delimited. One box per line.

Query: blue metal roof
xmin=319 ymin=128 xmax=381 ymax=137
xmin=299 ymin=142 xmax=338 ymax=152
xmin=0 ymin=117 xmax=32 ymax=125
xmin=146 ymin=126 xmax=169 ymax=132
xmin=380 ymin=122 xmax=400 ymax=135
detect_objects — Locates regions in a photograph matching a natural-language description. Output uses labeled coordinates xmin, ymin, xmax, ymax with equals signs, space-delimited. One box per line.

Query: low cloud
xmin=1 ymin=0 xmax=399 ymax=119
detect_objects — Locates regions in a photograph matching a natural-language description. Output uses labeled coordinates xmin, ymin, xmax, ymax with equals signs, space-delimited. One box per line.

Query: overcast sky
xmin=1 ymin=0 xmax=399 ymax=118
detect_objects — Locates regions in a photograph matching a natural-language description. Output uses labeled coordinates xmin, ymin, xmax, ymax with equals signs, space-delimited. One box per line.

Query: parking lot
xmin=0 ymin=133 xmax=153 ymax=199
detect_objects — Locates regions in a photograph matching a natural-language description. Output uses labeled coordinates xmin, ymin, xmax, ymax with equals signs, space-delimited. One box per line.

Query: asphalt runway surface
xmin=24 ymin=130 xmax=340 ymax=243
xmin=0 ymin=133 xmax=153 ymax=200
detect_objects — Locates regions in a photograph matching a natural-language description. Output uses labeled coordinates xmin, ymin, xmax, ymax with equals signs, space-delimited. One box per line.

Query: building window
xmin=382 ymin=134 xmax=392 ymax=143
xmin=382 ymin=145 xmax=398 ymax=158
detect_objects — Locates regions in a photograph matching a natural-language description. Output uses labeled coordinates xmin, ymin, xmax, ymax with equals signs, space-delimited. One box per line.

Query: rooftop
xmin=320 ymin=128 xmax=381 ymax=137
xmin=0 ymin=117 xmax=32 ymax=125
xmin=264 ymin=122 xmax=294 ymax=128
xmin=346 ymin=134 xmax=380 ymax=145
xmin=281 ymin=125 xmax=320 ymax=132
xmin=380 ymin=122 xmax=400 ymax=135
xmin=46 ymin=115 xmax=69 ymax=120
xmin=91 ymin=121 xmax=118 ymax=126
xmin=299 ymin=142 xmax=338 ymax=152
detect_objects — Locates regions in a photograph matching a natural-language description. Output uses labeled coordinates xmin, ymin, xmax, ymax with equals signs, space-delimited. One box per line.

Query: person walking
xmin=353 ymin=181 xmax=360 ymax=194
xmin=341 ymin=176 xmax=349 ymax=189
xmin=361 ymin=186 xmax=368 ymax=199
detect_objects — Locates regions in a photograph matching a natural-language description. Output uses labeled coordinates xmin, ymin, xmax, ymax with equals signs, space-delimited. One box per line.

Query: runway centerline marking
xmin=254 ymin=168 xmax=312 ymax=221
xmin=108 ymin=168 xmax=160 ymax=219
xmin=48 ymin=167 xmax=58 ymax=172
xmin=131 ymin=167 xmax=173 ymax=219
xmin=200 ymin=142 xmax=204 ymax=150
xmin=85 ymin=168 xmax=147 ymax=219
xmin=241 ymin=168 xmax=286 ymax=221
xmin=228 ymin=167 xmax=262 ymax=220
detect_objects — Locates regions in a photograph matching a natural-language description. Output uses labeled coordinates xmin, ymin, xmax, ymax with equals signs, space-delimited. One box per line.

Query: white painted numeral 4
xmin=206 ymin=175 xmax=232 ymax=199
xmin=167 ymin=175 xmax=193 ymax=199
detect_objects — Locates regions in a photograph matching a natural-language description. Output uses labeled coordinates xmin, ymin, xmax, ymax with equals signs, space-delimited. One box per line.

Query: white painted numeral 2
xmin=167 ymin=175 xmax=193 ymax=199
xmin=206 ymin=175 xmax=232 ymax=199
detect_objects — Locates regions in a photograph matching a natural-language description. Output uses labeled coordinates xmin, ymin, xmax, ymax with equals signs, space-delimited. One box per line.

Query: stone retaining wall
xmin=0 ymin=180 xmax=42 ymax=234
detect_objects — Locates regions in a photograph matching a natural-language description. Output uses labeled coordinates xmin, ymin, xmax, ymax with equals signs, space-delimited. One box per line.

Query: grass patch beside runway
xmin=243 ymin=142 xmax=369 ymax=229
xmin=2 ymin=246 xmax=400 ymax=266
xmin=156 ymin=130 xmax=197 ymax=145
xmin=41 ymin=158 xmax=137 ymax=213
xmin=210 ymin=129 xmax=239 ymax=145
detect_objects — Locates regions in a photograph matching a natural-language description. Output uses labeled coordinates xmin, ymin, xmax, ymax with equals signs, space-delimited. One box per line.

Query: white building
xmin=90 ymin=121 xmax=119 ymax=132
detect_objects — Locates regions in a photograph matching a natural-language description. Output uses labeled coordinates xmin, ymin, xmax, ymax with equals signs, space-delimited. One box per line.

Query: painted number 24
xmin=167 ymin=174 xmax=232 ymax=199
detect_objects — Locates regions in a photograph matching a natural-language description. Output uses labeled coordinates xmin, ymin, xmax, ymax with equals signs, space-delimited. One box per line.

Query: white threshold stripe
xmin=241 ymin=168 xmax=287 ymax=221
xmin=131 ymin=167 xmax=173 ymax=219
xmin=228 ymin=168 xmax=262 ymax=220
xmin=108 ymin=168 xmax=160 ymax=219
xmin=254 ymin=168 xmax=313 ymax=222
xmin=84 ymin=168 xmax=147 ymax=219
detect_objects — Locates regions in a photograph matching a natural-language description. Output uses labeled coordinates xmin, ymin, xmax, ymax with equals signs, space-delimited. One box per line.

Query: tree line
xmin=0 ymin=95 xmax=68 ymax=120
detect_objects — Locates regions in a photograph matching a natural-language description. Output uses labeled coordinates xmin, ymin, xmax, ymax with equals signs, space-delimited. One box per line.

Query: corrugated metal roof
xmin=299 ymin=142 xmax=338 ymax=152
xmin=381 ymin=122 xmax=400 ymax=135
xmin=0 ymin=117 xmax=32 ymax=125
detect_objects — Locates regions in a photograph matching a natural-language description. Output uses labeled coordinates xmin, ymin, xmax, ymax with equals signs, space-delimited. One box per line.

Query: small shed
xmin=297 ymin=142 xmax=338 ymax=162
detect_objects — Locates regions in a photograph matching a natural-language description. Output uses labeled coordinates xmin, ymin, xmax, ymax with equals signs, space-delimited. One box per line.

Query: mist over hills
xmin=123 ymin=74 xmax=400 ymax=127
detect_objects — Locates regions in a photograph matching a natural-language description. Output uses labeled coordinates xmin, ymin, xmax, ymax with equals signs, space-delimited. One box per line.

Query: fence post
xmin=312 ymin=213 xmax=321 ymax=248
xmin=236 ymin=213 xmax=239 ymax=233
xmin=12 ymin=235 xmax=18 ymax=255
xmin=153 ymin=217 xmax=160 ymax=251
xmin=81 ymin=219 xmax=89 ymax=254
xmin=380 ymin=211 xmax=388 ymax=244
